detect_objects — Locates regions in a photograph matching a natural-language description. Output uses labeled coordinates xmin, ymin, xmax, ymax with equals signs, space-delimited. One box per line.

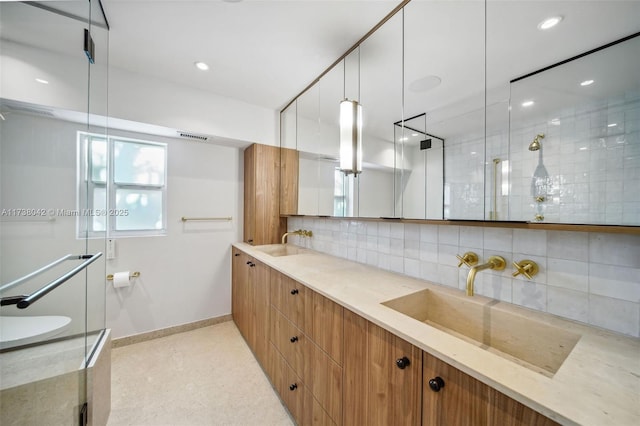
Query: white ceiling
xmin=102 ymin=0 xmax=403 ymax=111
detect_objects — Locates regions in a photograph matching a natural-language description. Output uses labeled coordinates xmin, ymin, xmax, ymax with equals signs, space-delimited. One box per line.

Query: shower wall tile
xmin=293 ymin=217 xmax=640 ymax=337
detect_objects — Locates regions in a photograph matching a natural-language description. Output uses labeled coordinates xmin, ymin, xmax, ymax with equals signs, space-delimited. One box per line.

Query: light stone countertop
xmin=234 ymin=243 xmax=640 ymax=426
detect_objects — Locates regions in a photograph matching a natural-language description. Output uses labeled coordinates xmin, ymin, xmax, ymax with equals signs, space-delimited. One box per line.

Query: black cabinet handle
xmin=396 ymin=356 xmax=410 ymax=369
xmin=234 ymin=253 xmax=240 ymax=257
xmin=429 ymin=376 xmax=445 ymax=392
xmin=290 ymin=289 xmax=299 ymax=295
xmin=289 ymin=383 xmax=297 ymax=391
xmin=290 ymin=336 xmax=298 ymax=343
xmin=248 ymin=239 xmax=253 ymax=243
xmin=246 ymin=261 xmax=252 ymax=265
xmin=249 ymin=263 xmax=255 ymax=268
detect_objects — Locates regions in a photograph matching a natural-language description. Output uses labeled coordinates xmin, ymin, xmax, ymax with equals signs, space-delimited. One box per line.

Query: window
xmin=78 ymin=132 xmax=167 ymax=237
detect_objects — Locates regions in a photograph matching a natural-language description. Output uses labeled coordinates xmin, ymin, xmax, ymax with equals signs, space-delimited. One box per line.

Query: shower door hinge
xmin=83 ymin=29 xmax=95 ymax=64
xmin=79 ymin=402 xmax=88 ymax=426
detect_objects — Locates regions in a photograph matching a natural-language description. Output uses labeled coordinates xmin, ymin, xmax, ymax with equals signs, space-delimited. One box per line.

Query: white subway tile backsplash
xmin=546 ymin=258 xmax=589 ymax=292
xmin=483 ymin=227 xmax=513 ymax=252
xmin=295 ymin=217 xmax=639 ymax=336
xmin=547 ymin=231 xmax=589 ymax=261
xmin=420 ymin=224 xmax=438 ymax=243
xmin=404 ymin=258 xmax=421 ymax=279
xmin=588 ymin=294 xmax=640 ymax=336
xmin=589 ymin=233 xmax=640 ymax=267
xmin=513 ymin=229 xmax=547 ymax=256
xmin=438 ymin=225 xmax=460 ymax=245
xmin=512 ymin=280 xmax=547 ymax=312
xmin=459 ymin=226 xmax=483 ymax=249
xmin=589 ymin=263 xmax=640 ymax=302
xmin=419 ymin=242 xmax=438 ymax=263
xmin=547 ymin=286 xmax=589 ymax=323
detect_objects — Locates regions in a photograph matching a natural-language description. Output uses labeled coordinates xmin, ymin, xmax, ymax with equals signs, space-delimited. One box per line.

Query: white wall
xmin=104 ymin=128 xmax=243 ymax=339
xmin=0 ymin=113 xmax=243 ymax=339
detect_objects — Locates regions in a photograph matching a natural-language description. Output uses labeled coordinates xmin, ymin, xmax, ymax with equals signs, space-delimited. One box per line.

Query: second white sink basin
xmin=254 ymin=244 xmax=308 ymax=257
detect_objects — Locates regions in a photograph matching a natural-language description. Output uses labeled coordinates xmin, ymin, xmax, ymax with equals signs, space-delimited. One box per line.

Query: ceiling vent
xmin=177 ymin=131 xmax=209 ymax=142
xmin=5 ymin=104 xmax=55 ymax=117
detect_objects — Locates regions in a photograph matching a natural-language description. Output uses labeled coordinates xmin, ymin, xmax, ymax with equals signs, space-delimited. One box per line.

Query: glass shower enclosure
xmin=0 ymin=1 xmax=110 ymax=424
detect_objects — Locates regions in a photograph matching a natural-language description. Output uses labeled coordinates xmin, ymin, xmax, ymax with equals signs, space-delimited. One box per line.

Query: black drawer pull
xmin=290 ymin=289 xmax=299 ymax=295
xmin=396 ymin=356 xmax=410 ymax=369
xmin=289 ymin=383 xmax=297 ymax=391
xmin=290 ymin=336 xmax=298 ymax=343
xmin=429 ymin=376 xmax=445 ymax=392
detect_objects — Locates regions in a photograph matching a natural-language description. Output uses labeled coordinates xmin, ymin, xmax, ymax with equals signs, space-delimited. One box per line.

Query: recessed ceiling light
xmin=35 ymin=78 xmax=49 ymax=84
xmin=538 ymin=16 xmax=563 ymax=30
xmin=608 ymin=123 xmax=617 ymax=128
xmin=399 ymin=137 xmax=409 ymax=142
xmin=579 ymin=146 xmax=588 ymax=151
xmin=580 ymin=79 xmax=594 ymax=86
xmin=521 ymin=100 xmax=535 ymax=107
xmin=411 ymin=133 xmax=419 ymax=137
xmin=194 ymin=62 xmax=209 ymax=71
xmin=549 ymin=118 xmax=561 ymax=126
xmin=408 ymin=75 xmax=442 ymax=93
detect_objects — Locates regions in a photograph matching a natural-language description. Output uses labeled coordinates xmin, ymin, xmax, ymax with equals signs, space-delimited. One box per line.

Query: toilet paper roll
xmin=112 ymin=271 xmax=131 ymax=288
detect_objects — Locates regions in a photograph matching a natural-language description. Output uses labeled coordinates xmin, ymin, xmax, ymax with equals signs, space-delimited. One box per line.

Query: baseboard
xmin=112 ymin=314 xmax=233 ymax=348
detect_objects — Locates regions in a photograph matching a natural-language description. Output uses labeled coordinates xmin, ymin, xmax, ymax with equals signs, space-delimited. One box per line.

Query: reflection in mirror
xmin=403 ymin=0 xmax=485 ymax=220
xmin=395 ymin=114 xmax=444 ymax=219
xmin=508 ymin=34 xmax=640 ymax=225
xmin=358 ymin=12 xmax=403 ymax=218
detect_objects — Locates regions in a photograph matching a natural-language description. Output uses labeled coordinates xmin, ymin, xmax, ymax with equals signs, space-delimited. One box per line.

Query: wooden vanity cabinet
xmin=243 ymin=143 xmax=287 ymax=246
xmin=423 ymin=352 xmax=559 ymax=426
xmin=231 ymin=247 xmax=270 ymax=368
xmin=343 ymin=309 xmax=423 ymax=426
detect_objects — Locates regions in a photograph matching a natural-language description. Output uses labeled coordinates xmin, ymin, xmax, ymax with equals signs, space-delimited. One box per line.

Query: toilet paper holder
xmin=106 ymin=271 xmax=140 ymax=281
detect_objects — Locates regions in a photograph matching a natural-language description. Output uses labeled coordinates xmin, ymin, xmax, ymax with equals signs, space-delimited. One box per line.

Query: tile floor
xmin=108 ymin=321 xmax=293 ymax=426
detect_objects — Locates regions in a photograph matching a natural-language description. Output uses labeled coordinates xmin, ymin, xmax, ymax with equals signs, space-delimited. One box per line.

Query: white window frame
xmin=77 ymin=131 xmax=168 ymax=238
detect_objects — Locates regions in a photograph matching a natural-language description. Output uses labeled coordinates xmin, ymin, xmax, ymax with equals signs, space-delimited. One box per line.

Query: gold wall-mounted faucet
xmin=512 ymin=259 xmax=539 ymax=280
xmin=281 ymin=229 xmax=313 ymax=244
xmin=465 ymin=256 xmax=506 ymax=296
xmin=456 ymin=252 xmax=478 ymax=268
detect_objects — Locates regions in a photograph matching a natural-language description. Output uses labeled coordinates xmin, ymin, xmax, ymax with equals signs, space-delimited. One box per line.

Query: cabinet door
xmin=368 ymin=322 xmax=423 ymax=426
xmin=250 ymin=260 xmax=270 ymax=368
xmin=243 ymin=145 xmax=256 ymax=244
xmin=343 ymin=309 xmax=422 ymax=426
xmin=422 ymin=352 xmax=489 ymax=426
xmin=231 ymin=248 xmax=250 ymax=339
xmin=488 ymin=389 xmax=559 ymax=426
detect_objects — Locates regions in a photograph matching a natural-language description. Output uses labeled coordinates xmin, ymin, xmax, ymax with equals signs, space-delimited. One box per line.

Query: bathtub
xmin=0 ymin=315 xmax=71 ymax=350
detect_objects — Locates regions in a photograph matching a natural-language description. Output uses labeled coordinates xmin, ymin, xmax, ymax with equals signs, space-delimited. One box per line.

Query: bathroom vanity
xmin=231 ymin=243 xmax=640 ymax=425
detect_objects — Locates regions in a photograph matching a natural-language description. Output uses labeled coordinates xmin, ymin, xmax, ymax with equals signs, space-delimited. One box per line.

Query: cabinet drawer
xmin=304 ymin=341 xmax=342 ymax=425
xmin=304 ymin=391 xmax=337 ymax=426
xmin=271 ymin=344 xmax=305 ymax=425
xmin=307 ymin=291 xmax=343 ymax=366
xmin=270 ymin=269 xmax=307 ymax=330
xmin=271 ymin=306 xmax=307 ymax=379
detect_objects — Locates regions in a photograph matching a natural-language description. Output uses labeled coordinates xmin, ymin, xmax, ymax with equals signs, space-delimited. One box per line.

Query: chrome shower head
xmin=529 ymin=133 xmax=545 ymax=151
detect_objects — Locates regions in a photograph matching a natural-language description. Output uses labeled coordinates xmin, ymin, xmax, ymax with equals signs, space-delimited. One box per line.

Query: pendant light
xmin=339 ymin=99 xmax=362 ymax=175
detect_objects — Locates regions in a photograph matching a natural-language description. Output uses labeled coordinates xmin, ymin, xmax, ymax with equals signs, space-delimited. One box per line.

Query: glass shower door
xmin=0 ymin=1 xmax=108 ymax=424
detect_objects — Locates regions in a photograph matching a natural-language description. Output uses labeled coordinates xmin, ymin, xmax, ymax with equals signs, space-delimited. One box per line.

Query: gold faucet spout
xmin=466 ymin=256 xmax=506 ymax=296
xmin=281 ymin=229 xmax=312 ymax=244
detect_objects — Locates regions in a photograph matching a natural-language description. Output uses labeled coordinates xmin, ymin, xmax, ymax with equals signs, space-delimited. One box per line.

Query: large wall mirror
xmin=281 ymin=0 xmax=640 ymax=228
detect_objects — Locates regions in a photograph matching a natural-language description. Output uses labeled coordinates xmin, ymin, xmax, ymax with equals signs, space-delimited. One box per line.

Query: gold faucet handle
xmin=456 ymin=252 xmax=478 ymax=268
xmin=512 ymin=260 xmax=539 ymax=280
